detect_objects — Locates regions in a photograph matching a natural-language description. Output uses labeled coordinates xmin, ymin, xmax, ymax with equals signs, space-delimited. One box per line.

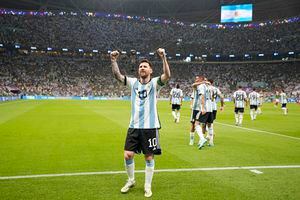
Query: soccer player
xmin=274 ymin=91 xmax=280 ymax=108
xmin=233 ymin=86 xmax=247 ymax=126
xmin=189 ymin=76 xmax=201 ymax=145
xmin=169 ymin=84 xmax=183 ymax=123
xmin=280 ymin=89 xmax=288 ymax=115
xmin=194 ymin=76 xmax=214 ymax=149
xmin=249 ymin=88 xmax=260 ymax=120
xmin=257 ymin=90 xmax=264 ymax=114
xmin=110 ymin=48 xmax=170 ymax=198
xmin=208 ymin=79 xmax=224 ymax=146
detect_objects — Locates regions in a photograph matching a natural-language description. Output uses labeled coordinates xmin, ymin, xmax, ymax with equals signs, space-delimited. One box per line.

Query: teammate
xmin=280 ymin=89 xmax=288 ymax=115
xmin=207 ymin=79 xmax=224 ymax=146
xmin=169 ymin=84 xmax=183 ymax=123
xmin=248 ymin=88 xmax=260 ymax=120
xmin=233 ymin=86 xmax=247 ymax=126
xmin=274 ymin=91 xmax=280 ymax=107
xmin=189 ymin=76 xmax=201 ymax=145
xmin=194 ymin=76 xmax=214 ymax=149
xmin=111 ymin=48 xmax=170 ymax=198
xmin=257 ymin=90 xmax=264 ymax=114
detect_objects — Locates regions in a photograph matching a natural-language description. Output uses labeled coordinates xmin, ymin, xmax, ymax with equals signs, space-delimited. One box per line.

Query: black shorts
xmin=190 ymin=110 xmax=199 ymax=123
xmin=212 ymin=110 xmax=217 ymax=120
xmin=124 ymin=128 xmax=161 ymax=155
xmin=234 ymin=107 xmax=244 ymax=114
xmin=172 ymin=104 xmax=181 ymax=110
xmin=196 ymin=112 xmax=214 ymax=124
xmin=281 ymin=103 xmax=287 ymax=108
xmin=250 ymin=105 xmax=258 ymax=110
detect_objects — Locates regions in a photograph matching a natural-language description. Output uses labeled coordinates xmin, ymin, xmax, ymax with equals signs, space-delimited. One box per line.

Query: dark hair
xmin=238 ymin=85 xmax=242 ymax=89
xmin=208 ymin=79 xmax=214 ymax=84
xmin=139 ymin=59 xmax=153 ymax=68
xmin=253 ymin=88 xmax=256 ymax=91
xmin=176 ymin=84 xmax=180 ymax=89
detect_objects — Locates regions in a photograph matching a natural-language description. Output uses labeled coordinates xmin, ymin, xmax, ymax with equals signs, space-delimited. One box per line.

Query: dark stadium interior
xmin=0 ymin=0 xmax=300 ymax=23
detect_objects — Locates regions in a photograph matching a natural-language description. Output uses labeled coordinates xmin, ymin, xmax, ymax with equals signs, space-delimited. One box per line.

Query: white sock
xmin=239 ymin=113 xmax=243 ymax=125
xmin=190 ymin=132 xmax=194 ymax=142
xmin=235 ymin=114 xmax=239 ymax=124
xmin=250 ymin=110 xmax=254 ymax=120
xmin=283 ymin=108 xmax=287 ymax=115
xmin=145 ymin=160 xmax=155 ymax=189
xmin=254 ymin=110 xmax=257 ymax=119
xmin=195 ymin=125 xmax=205 ymax=141
xmin=172 ymin=111 xmax=176 ymax=119
xmin=208 ymin=127 xmax=214 ymax=143
xmin=177 ymin=112 xmax=180 ymax=122
xmin=125 ymin=159 xmax=135 ymax=181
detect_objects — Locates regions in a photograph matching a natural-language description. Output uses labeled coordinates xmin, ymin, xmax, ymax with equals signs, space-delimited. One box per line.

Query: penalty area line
xmin=1 ymin=165 xmax=300 ymax=180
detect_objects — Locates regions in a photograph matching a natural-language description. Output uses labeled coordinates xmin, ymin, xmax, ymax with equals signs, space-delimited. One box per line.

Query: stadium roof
xmin=0 ymin=0 xmax=299 ymax=23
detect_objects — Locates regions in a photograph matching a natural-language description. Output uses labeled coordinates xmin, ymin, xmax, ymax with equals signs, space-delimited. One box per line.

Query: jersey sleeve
xmin=125 ymin=76 xmax=137 ymax=89
xmin=197 ymin=85 xmax=204 ymax=96
xmin=153 ymin=76 xmax=165 ymax=91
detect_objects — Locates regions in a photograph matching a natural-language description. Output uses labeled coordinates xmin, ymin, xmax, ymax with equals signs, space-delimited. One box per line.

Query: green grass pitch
xmin=0 ymin=100 xmax=299 ymax=199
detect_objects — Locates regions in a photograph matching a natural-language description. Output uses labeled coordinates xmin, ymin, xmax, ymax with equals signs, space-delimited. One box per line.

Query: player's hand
xmin=201 ymin=110 xmax=206 ymax=115
xmin=157 ymin=48 xmax=166 ymax=59
xmin=110 ymin=50 xmax=119 ymax=62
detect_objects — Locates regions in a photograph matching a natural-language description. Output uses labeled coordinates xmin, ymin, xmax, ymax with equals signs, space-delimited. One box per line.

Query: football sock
xmin=145 ymin=159 xmax=155 ymax=189
xmin=195 ymin=125 xmax=205 ymax=141
xmin=125 ymin=159 xmax=135 ymax=181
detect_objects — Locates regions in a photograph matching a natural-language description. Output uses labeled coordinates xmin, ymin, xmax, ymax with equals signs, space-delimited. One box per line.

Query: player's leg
xmin=144 ymin=154 xmax=154 ymax=198
xmin=254 ymin=106 xmax=258 ymax=119
xmin=250 ymin=106 xmax=254 ymax=120
xmin=190 ymin=123 xmax=195 ymax=145
xmin=121 ymin=150 xmax=136 ymax=193
xmin=234 ymin=108 xmax=239 ymax=125
xmin=198 ymin=121 xmax=208 ymax=149
xmin=121 ymin=129 xmax=138 ymax=193
xmin=176 ymin=107 xmax=180 ymax=123
xmin=238 ymin=109 xmax=244 ymax=126
xmin=171 ymin=105 xmax=177 ymax=122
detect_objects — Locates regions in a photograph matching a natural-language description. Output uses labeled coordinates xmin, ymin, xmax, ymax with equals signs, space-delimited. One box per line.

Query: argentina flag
xmin=221 ymin=4 xmax=253 ymax=23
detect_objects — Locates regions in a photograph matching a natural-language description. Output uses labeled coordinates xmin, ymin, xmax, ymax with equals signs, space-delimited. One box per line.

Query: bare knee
xmin=144 ymin=154 xmax=154 ymax=161
xmin=124 ymin=151 xmax=134 ymax=160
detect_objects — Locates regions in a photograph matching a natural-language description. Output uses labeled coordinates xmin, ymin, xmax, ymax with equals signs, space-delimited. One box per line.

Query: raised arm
xmin=110 ymin=50 xmax=125 ymax=83
xmin=157 ymin=48 xmax=170 ymax=84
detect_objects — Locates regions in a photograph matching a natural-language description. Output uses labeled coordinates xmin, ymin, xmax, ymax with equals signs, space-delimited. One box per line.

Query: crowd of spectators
xmin=1 ymin=54 xmax=299 ymax=99
xmin=0 ymin=13 xmax=299 ymax=56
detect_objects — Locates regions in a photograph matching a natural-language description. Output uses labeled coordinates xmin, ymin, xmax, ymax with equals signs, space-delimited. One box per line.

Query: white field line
xmin=250 ymin=169 xmax=263 ymax=174
xmin=1 ymin=165 xmax=299 ymax=180
xmin=215 ymin=122 xmax=300 ymax=141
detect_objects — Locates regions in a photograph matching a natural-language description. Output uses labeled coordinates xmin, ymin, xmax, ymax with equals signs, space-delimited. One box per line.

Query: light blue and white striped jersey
xmin=126 ymin=76 xmax=164 ymax=129
xmin=249 ymin=91 xmax=260 ymax=106
xmin=280 ymin=92 xmax=287 ymax=104
xmin=170 ymin=88 xmax=183 ymax=105
xmin=191 ymin=88 xmax=200 ymax=111
xmin=197 ymin=84 xmax=213 ymax=112
xmin=233 ymin=89 xmax=247 ymax=108
xmin=211 ymin=85 xmax=222 ymax=111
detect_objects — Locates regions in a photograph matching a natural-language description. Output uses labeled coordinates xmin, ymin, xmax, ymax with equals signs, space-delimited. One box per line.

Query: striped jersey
xmin=197 ymin=83 xmax=213 ymax=112
xmin=170 ymin=88 xmax=183 ymax=105
xmin=211 ymin=85 xmax=222 ymax=111
xmin=280 ymin=92 xmax=287 ymax=104
xmin=233 ymin=89 xmax=247 ymax=108
xmin=191 ymin=88 xmax=200 ymax=111
xmin=126 ymin=76 xmax=164 ymax=129
xmin=249 ymin=91 xmax=260 ymax=106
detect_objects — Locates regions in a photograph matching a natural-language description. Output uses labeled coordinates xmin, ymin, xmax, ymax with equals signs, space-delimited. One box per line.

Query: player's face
xmin=138 ymin=62 xmax=152 ymax=79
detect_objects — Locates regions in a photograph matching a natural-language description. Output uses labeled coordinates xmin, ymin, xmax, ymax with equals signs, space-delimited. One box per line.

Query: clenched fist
xmin=110 ymin=50 xmax=120 ymax=62
xmin=157 ymin=48 xmax=166 ymax=59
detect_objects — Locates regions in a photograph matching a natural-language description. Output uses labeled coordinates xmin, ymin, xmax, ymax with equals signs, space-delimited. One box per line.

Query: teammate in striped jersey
xmin=111 ymin=48 xmax=170 ymax=198
xmin=189 ymin=76 xmax=201 ymax=145
xmin=169 ymin=84 xmax=183 ymax=123
xmin=207 ymin=79 xmax=224 ymax=146
xmin=257 ymin=90 xmax=264 ymax=114
xmin=233 ymin=86 xmax=247 ymax=126
xmin=193 ymin=76 xmax=214 ymax=149
xmin=280 ymin=89 xmax=288 ymax=115
xmin=248 ymin=88 xmax=260 ymax=120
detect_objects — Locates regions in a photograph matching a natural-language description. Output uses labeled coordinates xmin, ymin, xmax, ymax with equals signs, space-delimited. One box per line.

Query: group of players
xmin=110 ymin=48 xmax=289 ymax=197
xmin=169 ymin=77 xmax=289 ymax=149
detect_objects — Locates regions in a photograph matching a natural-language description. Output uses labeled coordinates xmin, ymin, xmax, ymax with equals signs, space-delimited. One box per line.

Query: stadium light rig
xmin=215 ymin=54 xmax=221 ymax=58
xmin=258 ymin=53 xmax=264 ymax=57
xmin=92 ymin=50 xmax=98 ymax=53
xmin=15 ymin=44 xmax=20 ymax=49
xmin=201 ymin=54 xmax=207 ymax=58
xmin=62 ymin=48 xmax=68 ymax=52
xmin=176 ymin=53 xmax=181 ymax=57
xmin=0 ymin=44 xmax=3 ymax=47
xmin=30 ymin=47 xmax=37 ymax=50
xmin=288 ymin=52 xmax=294 ymax=55
xmin=273 ymin=52 xmax=279 ymax=56
xmin=244 ymin=54 xmax=250 ymax=57
xmin=79 ymin=49 xmax=84 ymax=53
